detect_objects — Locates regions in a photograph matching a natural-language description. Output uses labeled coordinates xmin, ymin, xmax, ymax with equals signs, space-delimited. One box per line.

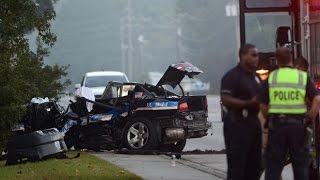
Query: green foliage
xmin=0 ymin=0 xmax=70 ymax=148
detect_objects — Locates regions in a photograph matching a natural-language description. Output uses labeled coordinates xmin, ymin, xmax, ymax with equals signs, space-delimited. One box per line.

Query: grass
xmin=0 ymin=151 xmax=142 ymax=180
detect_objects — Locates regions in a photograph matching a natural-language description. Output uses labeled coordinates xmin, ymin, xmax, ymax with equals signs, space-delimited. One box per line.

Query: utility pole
xmin=121 ymin=1 xmax=150 ymax=81
xmin=120 ymin=18 xmax=126 ymax=74
xmin=138 ymin=35 xmax=144 ymax=75
xmin=176 ymin=12 xmax=182 ymax=61
xmin=127 ymin=0 xmax=133 ymax=81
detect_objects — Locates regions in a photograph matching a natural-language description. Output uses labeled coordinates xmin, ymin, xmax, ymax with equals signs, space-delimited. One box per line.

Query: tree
xmin=0 ymin=0 xmax=70 ymax=148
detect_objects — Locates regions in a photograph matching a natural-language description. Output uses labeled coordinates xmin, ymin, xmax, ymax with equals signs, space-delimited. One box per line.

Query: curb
xmin=159 ymin=155 xmax=226 ymax=180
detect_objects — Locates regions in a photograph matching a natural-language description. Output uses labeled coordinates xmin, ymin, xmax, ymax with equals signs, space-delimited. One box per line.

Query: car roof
xmin=85 ymin=71 xmax=127 ymax=77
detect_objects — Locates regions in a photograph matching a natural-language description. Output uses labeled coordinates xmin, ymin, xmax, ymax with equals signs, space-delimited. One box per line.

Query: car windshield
xmin=85 ymin=75 xmax=127 ymax=87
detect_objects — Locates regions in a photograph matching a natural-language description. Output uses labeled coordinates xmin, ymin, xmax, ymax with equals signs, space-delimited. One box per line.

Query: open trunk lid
xmin=156 ymin=62 xmax=203 ymax=89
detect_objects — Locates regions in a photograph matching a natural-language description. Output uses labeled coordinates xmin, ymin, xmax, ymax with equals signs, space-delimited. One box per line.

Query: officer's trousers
xmin=223 ymin=116 xmax=262 ymax=180
xmin=265 ymin=118 xmax=309 ymax=180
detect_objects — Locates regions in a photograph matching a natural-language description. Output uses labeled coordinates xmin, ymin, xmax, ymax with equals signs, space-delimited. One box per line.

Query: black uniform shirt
xmin=221 ymin=63 xmax=261 ymax=115
xmin=259 ymin=68 xmax=317 ymax=105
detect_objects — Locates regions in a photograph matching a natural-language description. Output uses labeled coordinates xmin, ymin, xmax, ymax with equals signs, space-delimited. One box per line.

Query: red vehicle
xmin=237 ymin=0 xmax=320 ymax=179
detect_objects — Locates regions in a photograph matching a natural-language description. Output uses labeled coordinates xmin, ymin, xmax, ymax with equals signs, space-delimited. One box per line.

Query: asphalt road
xmin=184 ymin=95 xmax=225 ymax=151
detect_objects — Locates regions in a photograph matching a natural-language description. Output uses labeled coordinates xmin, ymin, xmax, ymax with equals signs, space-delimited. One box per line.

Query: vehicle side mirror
xmin=75 ymin=84 xmax=81 ymax=89
xmin=276 ymin=26 xmax=291 ymax=47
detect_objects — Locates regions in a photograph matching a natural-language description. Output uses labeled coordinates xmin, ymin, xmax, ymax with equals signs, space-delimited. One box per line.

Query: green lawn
xmin=0 ymin=151 xmax=141 ymax=180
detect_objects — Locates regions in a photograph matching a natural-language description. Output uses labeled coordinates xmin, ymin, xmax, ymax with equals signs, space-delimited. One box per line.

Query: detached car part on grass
xmin=6 ymin=128 xmax=67 ymax=165
xmin=18 ymin=62 xmax=212 ymax=153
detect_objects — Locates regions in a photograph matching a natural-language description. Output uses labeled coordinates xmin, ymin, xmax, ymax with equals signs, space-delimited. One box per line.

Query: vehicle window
xmin=310 ymin=21 xmax=320 ymax=79
xmin=111 ymin=86 xmax=119 ymax=98
xmin=245 ymin=0 xmax=291 ymax=8
xmin=245 ymin=12 xmax=291 ymax=52
xmin=160 ymin=85 xmax=181 ymax=97
xmin=85 ymin=75 xmax=128 ymax=87
xmin=121 ymin=84 xmax=136 ymax=96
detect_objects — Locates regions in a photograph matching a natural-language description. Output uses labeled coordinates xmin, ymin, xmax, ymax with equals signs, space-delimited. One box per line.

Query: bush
xmin=0 ymin=0 xmax=70 ymax=148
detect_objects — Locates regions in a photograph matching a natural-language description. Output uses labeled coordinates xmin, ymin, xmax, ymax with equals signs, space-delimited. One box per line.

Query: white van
xmin=75 ymin=71 xmax=129 ymax=98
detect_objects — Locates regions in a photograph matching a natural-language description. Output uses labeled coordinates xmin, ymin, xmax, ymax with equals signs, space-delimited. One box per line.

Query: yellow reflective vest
xmin=268 ymin=67 xmax=307 ymax=114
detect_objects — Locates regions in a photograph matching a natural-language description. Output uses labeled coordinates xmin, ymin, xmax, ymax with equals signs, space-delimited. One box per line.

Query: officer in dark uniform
xmin=259 ymin=47 xmax=320 ymax=180
xmin=220 ymin=43 xmax=262 ymax=180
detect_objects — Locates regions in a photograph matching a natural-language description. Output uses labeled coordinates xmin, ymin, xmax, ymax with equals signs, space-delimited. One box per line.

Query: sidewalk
xmin=93 ymin=152 xmax=294 ymax=180
xmin=93 ymin=152 xmax=226 ymax=180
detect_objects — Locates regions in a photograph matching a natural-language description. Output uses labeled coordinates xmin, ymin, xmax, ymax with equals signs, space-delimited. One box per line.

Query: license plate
xmin=187 ymin=121 xmax=205 ymax=127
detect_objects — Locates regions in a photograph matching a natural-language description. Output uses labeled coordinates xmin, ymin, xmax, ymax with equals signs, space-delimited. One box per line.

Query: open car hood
xmin=156 ymin=62 xmax=203 ymax=88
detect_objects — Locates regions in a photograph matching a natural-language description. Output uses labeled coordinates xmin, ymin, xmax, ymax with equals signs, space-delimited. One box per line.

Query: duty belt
xmin=269 ymin=114 xmax=305 ymax=124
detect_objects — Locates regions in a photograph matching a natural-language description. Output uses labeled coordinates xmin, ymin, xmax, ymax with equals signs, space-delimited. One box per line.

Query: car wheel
xmin=161 ymin=139 xmax=187 ymax=152
xmin=123 ymin=118 xmax=158 ymax=150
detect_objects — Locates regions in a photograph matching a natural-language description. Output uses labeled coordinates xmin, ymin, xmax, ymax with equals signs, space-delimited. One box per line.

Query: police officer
xmin=221 ymin=43 xmax=262 ymax=180
xmin=259 ymin=47 xmax=320 ymax=180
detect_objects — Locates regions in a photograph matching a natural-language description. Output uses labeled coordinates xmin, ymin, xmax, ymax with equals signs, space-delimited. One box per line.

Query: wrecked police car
xmin=22 ymin=62 xmax=212 ymax=152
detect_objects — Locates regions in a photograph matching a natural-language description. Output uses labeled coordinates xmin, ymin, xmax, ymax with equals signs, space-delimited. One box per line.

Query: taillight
xmin=315 ymin=81 xmax=320 ymax=90
xmin=179 ymin=102 xmax=189 ymax=112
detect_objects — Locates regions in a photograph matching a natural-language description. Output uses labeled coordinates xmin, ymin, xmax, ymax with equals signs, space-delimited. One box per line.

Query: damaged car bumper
xmin=161 ymin=117 xmax=212 ymax=140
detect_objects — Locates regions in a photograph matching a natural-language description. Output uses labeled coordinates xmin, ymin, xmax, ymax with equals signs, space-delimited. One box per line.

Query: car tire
xmin=123 ymin=118 xmax=158 ymax=150
xmin=161 ymin=139 xmax=187 ymax=152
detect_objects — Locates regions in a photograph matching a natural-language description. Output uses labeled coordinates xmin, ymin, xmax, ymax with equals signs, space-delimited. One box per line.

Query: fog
xmin=45 ymin=0 xmax=238 ymax=94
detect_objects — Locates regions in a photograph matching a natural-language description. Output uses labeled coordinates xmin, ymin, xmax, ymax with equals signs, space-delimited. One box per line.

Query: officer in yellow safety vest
xmin=259 ymin=47 xmax=320 ymax=180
